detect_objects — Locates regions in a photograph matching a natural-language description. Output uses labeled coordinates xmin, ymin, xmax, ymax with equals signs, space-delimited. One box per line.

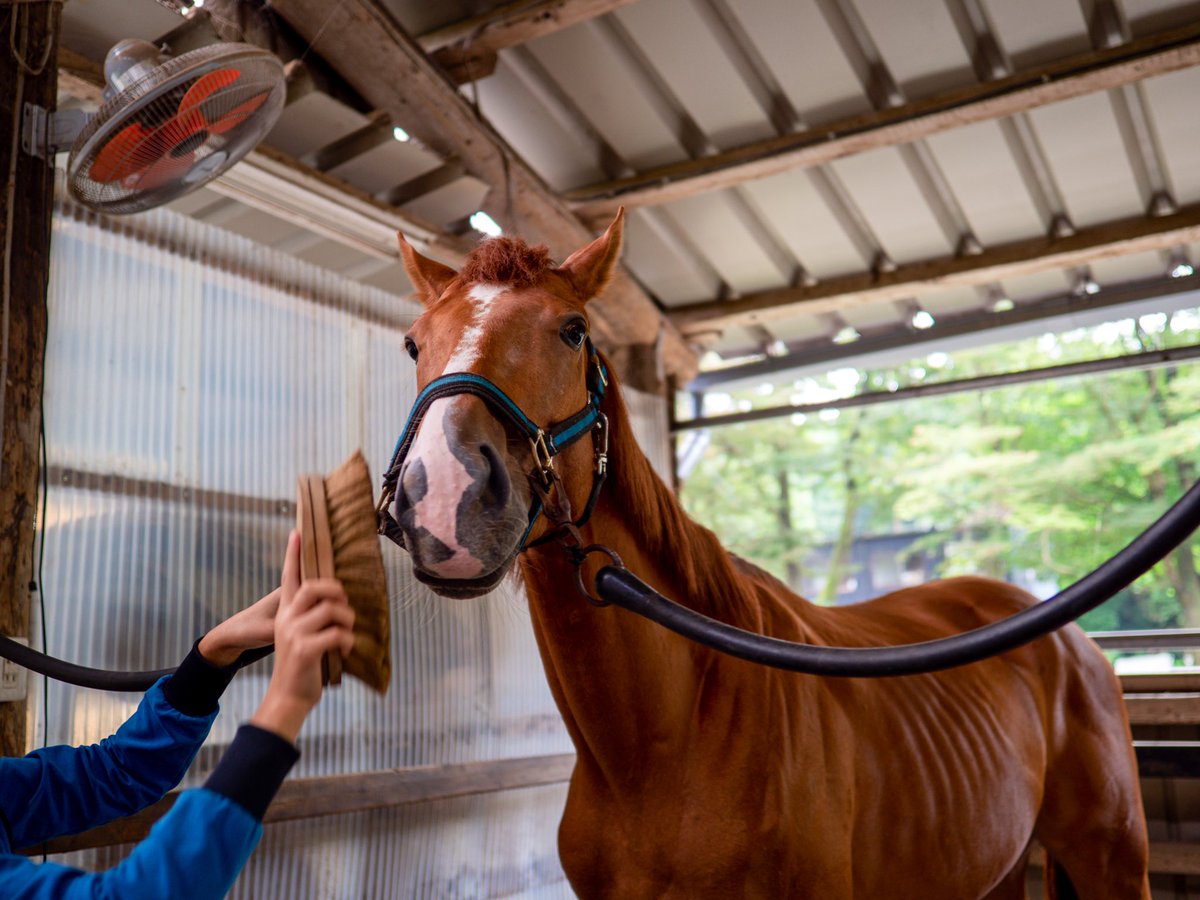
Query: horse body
xmin=390 ymin=213 xmax=1150 ymax=898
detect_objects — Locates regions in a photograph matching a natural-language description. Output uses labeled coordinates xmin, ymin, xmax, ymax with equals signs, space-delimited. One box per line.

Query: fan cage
xmin=68 ymin=43 xmax=286 ymax=215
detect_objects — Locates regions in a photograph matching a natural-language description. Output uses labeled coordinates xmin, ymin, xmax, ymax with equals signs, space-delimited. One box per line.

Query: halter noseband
xmin=376 ymin=338 xmax=609 ymax=552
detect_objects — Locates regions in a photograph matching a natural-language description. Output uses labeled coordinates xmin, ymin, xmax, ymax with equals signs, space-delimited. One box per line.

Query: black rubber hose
xmin=595 ymin=479 xmax=1200 ymax=677
xmin=0 ymin=638 xmax=273 ymax=692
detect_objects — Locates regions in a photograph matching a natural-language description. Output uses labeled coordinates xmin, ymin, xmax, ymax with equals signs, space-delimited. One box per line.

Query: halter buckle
xmin=530 ymin=429 xmax=555 ymax=488
xmin=593 ymin=412 xmax=609 ymax=477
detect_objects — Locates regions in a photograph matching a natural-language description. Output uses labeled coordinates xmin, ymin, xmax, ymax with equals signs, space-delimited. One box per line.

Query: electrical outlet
xmin=0 ymin=638 xmax=28 ymax=702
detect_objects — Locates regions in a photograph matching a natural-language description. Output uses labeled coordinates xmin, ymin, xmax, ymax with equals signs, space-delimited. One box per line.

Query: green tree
xmin=680 ymin=311 xmax=1200 ymax=631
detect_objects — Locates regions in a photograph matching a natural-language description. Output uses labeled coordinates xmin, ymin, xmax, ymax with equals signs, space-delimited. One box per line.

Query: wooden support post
xmin=0 ymin=2 xmax=58 ymax=756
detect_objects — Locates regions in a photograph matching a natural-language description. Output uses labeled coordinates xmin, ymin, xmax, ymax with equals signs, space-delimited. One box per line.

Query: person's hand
xmin=250 ymin=530 xmax=355 ymax=743
xmin=197 ymin=588 xmax=281 ymax=668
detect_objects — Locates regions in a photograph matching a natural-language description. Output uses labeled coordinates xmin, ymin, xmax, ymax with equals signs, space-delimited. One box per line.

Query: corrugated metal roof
xmin=55 ymin=0 xmax=1200 ymax=388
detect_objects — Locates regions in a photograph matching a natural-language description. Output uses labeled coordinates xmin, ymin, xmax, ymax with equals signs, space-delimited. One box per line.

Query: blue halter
xmin=376 ymin=339 xmax=609 ymax=552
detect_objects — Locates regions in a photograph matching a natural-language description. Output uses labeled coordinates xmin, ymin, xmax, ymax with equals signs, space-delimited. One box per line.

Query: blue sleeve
xmin=0 ymin=726 xmax=299 ymax=900
xmin=0 ymin=789 xmax=261 ymax=900
xmin=1 ymin=643 xmax=235 ymax=849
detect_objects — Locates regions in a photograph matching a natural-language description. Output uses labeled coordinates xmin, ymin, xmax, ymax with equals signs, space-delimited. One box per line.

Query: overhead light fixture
xmin=1074 ymin=273 xmax=1100 ymax=295
xmin=1169 ymin=250 xmax=1194 ymax=279
xmin=991 ymin=297 xmax=1015 ymax=313
xmin=832 ymin=325 xmax=860 ymax=345
xmin=911 ymin=310 xmax=935 ymax=329
xmin=392 ymin=125 xmax=410 ymax=142
xmin=765 ymin=338 xmax=789 ymax=357
xmin=469 ymin=210 xmax=502 ymax=237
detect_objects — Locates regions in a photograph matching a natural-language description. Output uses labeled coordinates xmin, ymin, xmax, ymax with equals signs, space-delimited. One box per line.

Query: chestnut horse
xmin=388 ymin=212 xmax=1149 ymax=899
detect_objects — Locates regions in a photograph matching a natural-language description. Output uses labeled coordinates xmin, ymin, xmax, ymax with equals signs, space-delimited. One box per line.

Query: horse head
xmin=388 ymin=211 xmax=624 ymax=599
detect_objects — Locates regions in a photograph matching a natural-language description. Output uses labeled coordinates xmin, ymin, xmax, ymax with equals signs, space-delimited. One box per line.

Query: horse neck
xmin=519 ymin=376 xmax=814 ymax=777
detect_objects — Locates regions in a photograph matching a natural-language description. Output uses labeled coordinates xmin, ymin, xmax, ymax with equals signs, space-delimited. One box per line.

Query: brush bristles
xmin=322 ymin=450 xmax=391 ymax=693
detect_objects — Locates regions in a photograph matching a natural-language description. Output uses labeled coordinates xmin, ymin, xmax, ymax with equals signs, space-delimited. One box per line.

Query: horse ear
xmin=397 ymin=232 xmax=458 ymax=306
xmin=558 ymin=208 xmax=625 ymax=302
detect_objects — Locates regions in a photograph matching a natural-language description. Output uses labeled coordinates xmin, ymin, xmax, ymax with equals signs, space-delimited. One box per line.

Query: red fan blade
xmin=206 ymin=91 xmax=269 ymax=135
xmin=89 ymin=123 xmax=153 ymax=183
xmin=178 ymin=67 xmax=240 ymax=130
xmin=121 ymin=152 xmax=194 ymax=191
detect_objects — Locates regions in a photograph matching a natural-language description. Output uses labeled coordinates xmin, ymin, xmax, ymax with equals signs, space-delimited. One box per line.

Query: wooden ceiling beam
xmin=417 ymin=1 xmax=642 ymax=84
xmin=568 ymin=21 xmax=1200 ymax=222
xmin=267 ymin=0 xmax=698 ymax=383
xmin=299 ymin=109 xmax=394 ymax=172
xmin=418 ymin=0 xmax=639 ymax=55
xmin=670 ymin=204 xmax=1200 ymax=337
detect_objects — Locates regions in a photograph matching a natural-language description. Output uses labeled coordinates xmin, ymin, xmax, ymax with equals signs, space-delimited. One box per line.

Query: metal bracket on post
xmin=21 ymin=103 xmax=90 ymax=160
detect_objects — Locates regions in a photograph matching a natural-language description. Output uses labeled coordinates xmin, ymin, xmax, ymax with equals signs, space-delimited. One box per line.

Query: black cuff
xmin=161 ymin=640 xmax=237 ymax=717
xmin=204 ymin=725 xmax=299 ymax=821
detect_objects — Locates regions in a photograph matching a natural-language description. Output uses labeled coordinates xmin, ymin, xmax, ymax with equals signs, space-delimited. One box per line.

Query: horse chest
xmin=559 ymin=754 xmax=851 ymax=899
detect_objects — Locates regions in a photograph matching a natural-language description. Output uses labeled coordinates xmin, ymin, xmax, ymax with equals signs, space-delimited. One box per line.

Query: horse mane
xmin=461 ymin=237 xmax=553 ymax=287
xmin=599 ymin=361 xmax=790 ymax=626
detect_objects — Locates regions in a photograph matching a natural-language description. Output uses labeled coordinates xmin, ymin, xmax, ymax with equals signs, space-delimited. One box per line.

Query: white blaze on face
xmin=406 ymin=283 xmax=511 ymax=578
xmin=445 ymin=282 xmax=509 ymax=372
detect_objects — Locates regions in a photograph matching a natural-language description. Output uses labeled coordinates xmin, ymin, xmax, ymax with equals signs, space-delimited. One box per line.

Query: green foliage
xmin=680 ymin=310 xmax=1200 ymax=631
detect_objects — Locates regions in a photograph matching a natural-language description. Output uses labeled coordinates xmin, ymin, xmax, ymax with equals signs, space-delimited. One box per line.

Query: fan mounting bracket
xmin=22 ymin=104 xmax=91 ymax=160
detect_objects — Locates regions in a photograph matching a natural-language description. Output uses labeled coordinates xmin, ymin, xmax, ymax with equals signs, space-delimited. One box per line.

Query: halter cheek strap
xmin=377 ymin=339 xmax=609 ymax=552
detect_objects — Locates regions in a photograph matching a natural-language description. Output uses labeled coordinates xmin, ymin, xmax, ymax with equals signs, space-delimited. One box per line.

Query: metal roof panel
xmin=1027 ymin=93 xmax=1147 ymax=227
xmin=624 ymin=210 xmax=723 ymax=306
xmin=60 ymin=0 xmax=184 ymax=62
xmin=829 ymin=147 xmax=958 ymax=263
xmin=741 ymin=170 xmax=872 ymax=279
xmin=475 ymin=56 xmax=611 ymax=191
xmin=924 ymin=120 xmax=1047 ymax=246
xmin=1140 ymin=69 xmax=1200 ymax=206
xmin=524 ymin=22 xmax=687 ymax=170
xmin=721 ymin=0 xmax=873 ymax=125
xmin=659 ymin=193 xmax=792 ymax=294
xmin=981 ymin=0 xmax=1092 ymax=70
xmin=614 ymin=0 xmax=779 ymax=150
xmin=853 ymin=0 xmax=976 ymax=98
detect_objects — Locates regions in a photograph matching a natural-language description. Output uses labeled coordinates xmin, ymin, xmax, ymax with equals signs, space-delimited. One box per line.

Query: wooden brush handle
xmin=297 ymin=475 xmax=343 ymax=687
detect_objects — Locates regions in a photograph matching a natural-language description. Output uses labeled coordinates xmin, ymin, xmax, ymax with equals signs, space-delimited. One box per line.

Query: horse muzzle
xmin=390 ymin=418 xmax=530 ymax=595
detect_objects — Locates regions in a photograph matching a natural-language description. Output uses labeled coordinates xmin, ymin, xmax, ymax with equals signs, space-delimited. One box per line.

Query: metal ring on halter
xmin=574 ymin=544 xmax=624 ymax=607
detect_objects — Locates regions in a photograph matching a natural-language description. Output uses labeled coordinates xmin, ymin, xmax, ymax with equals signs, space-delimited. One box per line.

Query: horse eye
xmin=560 ymin=319 xmax=587 ymax=350
xmin=404 ymin=336 xmax=419 ymax=361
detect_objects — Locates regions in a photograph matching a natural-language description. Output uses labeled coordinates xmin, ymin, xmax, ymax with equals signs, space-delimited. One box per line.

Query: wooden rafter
xmin=267 ymin=0 xmax=698 ymax=382
xmin=568 ymin=21 xmax=1200 ymax=222
xmin=418 ymin=0 xmax=638 ymax=53
xmin=670 ymin=204 xmax=1200 ymax=337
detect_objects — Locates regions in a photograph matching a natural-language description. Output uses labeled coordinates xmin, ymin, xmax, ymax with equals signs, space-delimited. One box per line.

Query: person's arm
xmin=0 ymin=590 xmax=279 ymax=850
xmin=0 ymin=532 xmax=353 ymax=899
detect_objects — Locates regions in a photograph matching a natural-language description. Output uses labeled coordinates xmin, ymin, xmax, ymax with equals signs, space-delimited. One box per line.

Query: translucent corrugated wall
xmin=28 ymin=184 xmax=683 ymax=897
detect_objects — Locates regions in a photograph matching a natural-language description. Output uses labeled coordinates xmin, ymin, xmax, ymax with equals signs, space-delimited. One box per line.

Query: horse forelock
xmin=461 ymin=237 xmax=553 ymax=288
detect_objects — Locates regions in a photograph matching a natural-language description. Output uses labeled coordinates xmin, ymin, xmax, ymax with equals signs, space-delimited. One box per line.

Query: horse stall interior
xmin=1 ymin=0 xmax=1199 ymax=897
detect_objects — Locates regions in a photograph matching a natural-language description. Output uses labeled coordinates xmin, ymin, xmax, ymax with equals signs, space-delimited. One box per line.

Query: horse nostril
xmin=397 ymin=459 xmax=427 ymax=516
xmin=478 ymin=442 xmax=511 ymax=508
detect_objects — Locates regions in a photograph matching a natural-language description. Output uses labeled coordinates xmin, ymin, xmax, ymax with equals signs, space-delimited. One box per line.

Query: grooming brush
xmin=296 ymin=450 xmax=391 ymax=693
